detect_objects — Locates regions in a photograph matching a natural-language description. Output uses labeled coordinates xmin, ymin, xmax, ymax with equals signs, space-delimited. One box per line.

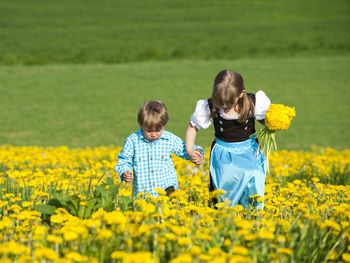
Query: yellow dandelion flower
xmin=277 ymin=248 xmax=292 ymax=255
xmin=170 ymin=253 xmax=193 ymax=263
xmin=65 ymin=252 xmax=88 ymax=262
xmin=223 ymin=239 xmax=232 ymax=247
xmin=257 ymin=103 xmax=296 ymax=157
xmin=244 ymin=234 xmax=257 ymax=241
xmin=177 ymin=237 xmax=191 ymax=246
xmin=258 ymin=229 xmax=274 ymax=240
xmin=50 ymin=214 xmax=65 ymax=224
xmin=35 ymin=247 xmax=58 ymax=261
xmin=191 ymin=246 xmax=202 ymax=255
xmin=208 ymin=247 xmax=223 ymax=256
xmin=155 ymin=187 xmax=167 ymax=196
xmin=111 ymin=251 xmax=127 ymax=259
xmin=311 ymin=177 xmax=320 ymax=183
xmin=47 ymin=234 xmax=63 ymax=244
xmin=210 ymin=189 xmax=225 ymax=197
xmin=0 ymin=201 xmax=8 ymax=208
xmin=97 ymin=229 xmax=113 ymax=240
xmin=103 ymin=211 xmax=127 ymax=225
xmin=232 ymin=204 xmax=244 ymax=212
xmin=128 ymin=252 xmax=154 ymax=263
xmin=63 ymin=231 xmax=79 ymax=241
xmin=328 ymin=251 xmax=337 ymax=260
xmin=164 ymin=233 xmax=177 ymax=241
xmin=9 ymin=204 xmax=22 ymax=212
xmin=322 ymin=220 xmax=341 ymax=232
xmin=277 ymin=235 xmax=286 ymax=243
xmin=265 ymin=104 xmax=296 ymax=131
xmin=142 ymin=203 xmax=156 ymax=214
xmin=232 ymin=246 xmax=249 ymax=256
xmin=228 ymin=255 xmax=253 ymax=263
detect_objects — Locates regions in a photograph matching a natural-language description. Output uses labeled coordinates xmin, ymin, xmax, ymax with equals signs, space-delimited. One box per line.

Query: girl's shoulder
xmin=193 ymin=99 xmax=211 ymax=113
xmin=254 ymin=90 xmax=270 ymax=106
xmin=247 ymin=90 xmax=269 ymax=101
xmin=190 ymin=99 xmax=212 ymax=130
xmin=253 ymin=90 xmax=271 ymax=120
xmin=195 ymin=99 xmax=210 ymax=107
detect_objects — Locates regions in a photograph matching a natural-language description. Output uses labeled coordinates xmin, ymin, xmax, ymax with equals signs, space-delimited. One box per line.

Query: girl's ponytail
xmin=237 ymin=91 xmax=254 ymax=123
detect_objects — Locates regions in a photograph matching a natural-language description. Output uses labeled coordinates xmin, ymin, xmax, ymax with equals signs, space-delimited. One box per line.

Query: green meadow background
xmin=0 ymin=0 xmax=349 ymax=149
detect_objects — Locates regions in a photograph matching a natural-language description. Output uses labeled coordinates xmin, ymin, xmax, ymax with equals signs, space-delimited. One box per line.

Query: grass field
xmin=0 ymin=0 xmax=349 ymax=64
xmin=0 ymin=0 xmax=349 ymax=149
xmin=1 ymin=55 xmax=349 ymax=149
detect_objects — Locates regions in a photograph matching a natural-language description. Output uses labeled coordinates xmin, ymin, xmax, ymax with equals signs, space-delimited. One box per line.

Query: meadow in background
xmin=0 ymin=0 xmax=349 ymax=149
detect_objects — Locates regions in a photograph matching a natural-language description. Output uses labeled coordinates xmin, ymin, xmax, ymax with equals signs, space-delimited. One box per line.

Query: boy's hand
xmin=190 ymin=150 xmax=203 ymax=165
xmin=123 ymin=171 xmax=133 ymax=182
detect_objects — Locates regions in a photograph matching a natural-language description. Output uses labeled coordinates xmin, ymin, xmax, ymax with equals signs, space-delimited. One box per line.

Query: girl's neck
xmin=222 ymin=106 xmax=239 ymax=116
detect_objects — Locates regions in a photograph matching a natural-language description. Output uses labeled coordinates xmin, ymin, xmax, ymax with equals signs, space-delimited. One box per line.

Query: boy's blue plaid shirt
xmin=115 ymin=129 xmax=204 ymax=197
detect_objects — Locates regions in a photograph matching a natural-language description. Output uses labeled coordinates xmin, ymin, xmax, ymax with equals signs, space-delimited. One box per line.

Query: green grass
xmin=0 ymin=55 xmax=349 ymax=149
xmin=0 ymin=0 xmax=349 ymax=64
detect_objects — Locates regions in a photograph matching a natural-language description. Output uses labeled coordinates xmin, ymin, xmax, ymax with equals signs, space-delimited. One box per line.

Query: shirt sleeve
xmin=115 ymin=136 xmax=134 ymax=182
xmin=170 ymin=133 xmax=205 ymax=160
xmin=254 ymin=90 xmax=271 ymax=121
xmin=190 ymin=100 xmax=212 ymax=130
xmin=171 ymin=134 xmax=190 ymax=160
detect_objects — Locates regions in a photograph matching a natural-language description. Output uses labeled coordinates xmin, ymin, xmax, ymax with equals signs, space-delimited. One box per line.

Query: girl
xmin=185 ymin=70 xmax=271 ymax=208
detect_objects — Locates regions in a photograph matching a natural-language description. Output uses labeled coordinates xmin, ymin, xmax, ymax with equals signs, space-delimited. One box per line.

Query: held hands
xmin=122 ymin=170 xmax=133 ymax=183
xmin=190 ymin=150 xmax=203 ymax=165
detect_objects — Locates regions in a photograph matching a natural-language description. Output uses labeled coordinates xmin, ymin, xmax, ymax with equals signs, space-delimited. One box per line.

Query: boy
xmin=115 ymin=100 xmax=203 ymax=197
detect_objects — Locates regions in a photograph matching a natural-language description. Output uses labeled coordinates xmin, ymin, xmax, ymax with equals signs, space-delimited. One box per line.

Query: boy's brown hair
xmin=137 ymin=101 xmax=169 ymax=131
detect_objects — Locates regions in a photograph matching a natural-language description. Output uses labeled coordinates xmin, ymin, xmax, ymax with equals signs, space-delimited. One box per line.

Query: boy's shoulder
xmin=162 ymin=130 xmax=181 ymax=141
xmin=125 ymin=129 xmax=142 ymax=142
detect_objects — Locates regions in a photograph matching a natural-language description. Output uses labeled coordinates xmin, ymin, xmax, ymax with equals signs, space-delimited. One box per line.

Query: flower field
xmin=0 ymin=146 xmax=349 ymax=262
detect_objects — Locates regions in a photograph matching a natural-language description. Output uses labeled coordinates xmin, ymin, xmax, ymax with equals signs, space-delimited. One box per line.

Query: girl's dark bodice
xmin=208 ymin=94 xmax=256 ymax=142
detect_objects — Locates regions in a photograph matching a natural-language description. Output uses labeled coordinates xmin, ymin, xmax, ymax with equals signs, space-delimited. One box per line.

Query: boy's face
xmin=142 ymin=127 xmax=163 ymax=141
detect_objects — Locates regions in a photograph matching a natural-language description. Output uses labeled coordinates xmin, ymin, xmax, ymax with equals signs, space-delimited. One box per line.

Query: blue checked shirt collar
xmin=136 ymin=128 xmax=171 ymax=143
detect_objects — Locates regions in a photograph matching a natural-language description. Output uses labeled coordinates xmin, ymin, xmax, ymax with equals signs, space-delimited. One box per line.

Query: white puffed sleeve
xmin=190 ymin=100 xmax=212 ymax=130
xmin=254 ymin=90 xmax=271 ymax=120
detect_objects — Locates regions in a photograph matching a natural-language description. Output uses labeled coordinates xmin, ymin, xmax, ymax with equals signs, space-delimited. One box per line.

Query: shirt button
xmin=245 ymin=127 xmax=248 ymax=130
xmin=245 ymin=120 xmax=249 ymax=123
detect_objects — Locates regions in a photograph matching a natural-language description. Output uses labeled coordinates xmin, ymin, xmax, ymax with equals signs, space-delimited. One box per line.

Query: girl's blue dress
xmin=190 ymin=91 xmax=271 ymax=209
xmin=210 ymin=135 xmax=267 ymax=208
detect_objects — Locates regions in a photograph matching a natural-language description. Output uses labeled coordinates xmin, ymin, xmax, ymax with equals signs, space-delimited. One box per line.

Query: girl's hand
xmin=123 ymin=171 xmax=133 ymax=182
xmin=190 ymin=150 xmax=203 ymax=165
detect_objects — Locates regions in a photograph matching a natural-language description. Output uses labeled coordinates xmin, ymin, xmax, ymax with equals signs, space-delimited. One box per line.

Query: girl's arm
xmin=185 ymin=123 xmax=198 ymax=155
xmin=171 ymin=131 xmax=203 ymax=163
xmin=254 ymin=90 xmax=271 ymax=123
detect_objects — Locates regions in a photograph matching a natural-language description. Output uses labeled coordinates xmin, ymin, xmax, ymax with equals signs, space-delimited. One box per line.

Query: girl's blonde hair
xmin=211 ymin=70 xmax=254 ymax=123
xmin=137 ymin=100 xmax=168 ymax=130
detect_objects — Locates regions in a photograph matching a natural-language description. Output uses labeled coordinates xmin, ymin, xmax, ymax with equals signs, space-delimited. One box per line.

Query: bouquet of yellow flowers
xmin=258 ymin=104 xmax=296 ymax=157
